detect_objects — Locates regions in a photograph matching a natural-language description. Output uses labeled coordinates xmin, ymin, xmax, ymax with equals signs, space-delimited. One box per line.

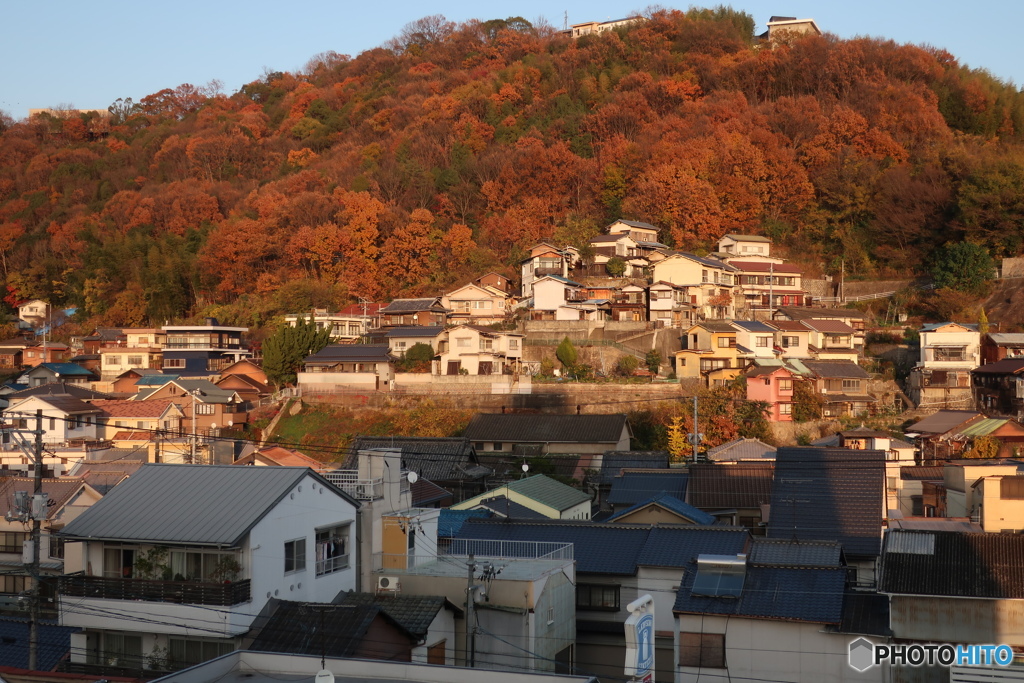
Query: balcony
xmin=534 ymin=267 xmax=563 ymax=277
xmin=323 ymin=470 xmax=411 ymax=500
xmin=163 ymin=342 xmax=242 ymax=350
xmin=59 ymin=573 xmax=251 ymax=606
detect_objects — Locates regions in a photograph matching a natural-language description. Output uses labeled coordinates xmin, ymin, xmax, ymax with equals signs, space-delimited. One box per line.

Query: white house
xmin=434 ymin=325 xmax=524 ymax=376
xmin=909 ymin=322 xmax=980 ymax=409
xmin=441 ymin=283 xmax=510 ymax=326
xmin=58 ymin=464 xmax=360 ymax=674
xmin=3 ymin=394 xmax=101 ymax=445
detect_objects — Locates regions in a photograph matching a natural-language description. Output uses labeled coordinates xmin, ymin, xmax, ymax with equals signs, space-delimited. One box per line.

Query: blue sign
xmin=635 ymin=613 xmax=654 ymax=675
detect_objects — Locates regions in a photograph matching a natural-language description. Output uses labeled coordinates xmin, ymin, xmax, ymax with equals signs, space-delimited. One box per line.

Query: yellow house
xmin=651 ymin=253 xmax=738 ymax=318
xmin=971 ymin=475 xmax=1024 ymax=532
xmin=451 ymin=474 xmax=592 ymax=520
xmin=90 ymin=399 xmax=185 ymax=440
xmin=676 ymin=322 xmax=745 ymax=386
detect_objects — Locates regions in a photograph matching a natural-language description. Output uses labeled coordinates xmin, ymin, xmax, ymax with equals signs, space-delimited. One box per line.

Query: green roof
xmin=955 ymin=418 xmax=1010 ymax=438
xmin=507 ymin=474 xmax=591 ymax=512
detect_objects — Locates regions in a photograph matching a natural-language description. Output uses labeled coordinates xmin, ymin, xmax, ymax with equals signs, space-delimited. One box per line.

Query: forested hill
xmin=2 ymin=7 xmax=1024 ymax=331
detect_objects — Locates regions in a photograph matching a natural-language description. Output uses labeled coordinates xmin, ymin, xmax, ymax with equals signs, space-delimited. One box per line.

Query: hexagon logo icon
xmin=848 ymin=638 xmax=875 ymax=672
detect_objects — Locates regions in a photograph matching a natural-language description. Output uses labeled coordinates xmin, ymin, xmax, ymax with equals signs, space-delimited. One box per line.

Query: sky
xmin=2 ymin=0 xmax=1021 ymax=118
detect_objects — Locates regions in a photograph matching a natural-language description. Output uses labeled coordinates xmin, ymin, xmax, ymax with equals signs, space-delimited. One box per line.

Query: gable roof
xmin=334 ymin=592 xmax=459 ymax=637
xmin=0 ymin=478 xmax=93 ymax=520
xmin=880 ymin=530 xmax=1024 ymax=599
xmin=247 ymin=601 xmax=415 ymax=658
xmin=607 ymin=470 xmax=689 ymax=506
xmin=802 ymin=319 xmax=857 ymax=334
xmin=475 ymin=495 xmax=548 ymax=519
xmin=28 ymin=363 xmax=95 ymax=377
xmin=235 ymin=446 xmax=329 ymax=470
xmin=688 ymin=462 xmax=775 ymax=509
xmin=802 ymin=360 xmax=870 ymax=379
xmin=499 ymin=474 xmax=591 ymax=511
xmin=608 ymin=494 xmax=715 ymax=525
xmin=599 ymin=451 xmax=669 ymax=484
xmin=346 ymin=436 xmax=482 ymax=482
xmin=727 ymin=261 xmax=802 ymax=273
xmin=776 ymin=307 xmax=868 ymax=321
xmin=456 ymin=519 xmax=748 ymax=575
xmin=908 ymin=410 xmax=982 ymax=435
xmin=721 ymin=234 xmax=771 ymax=243
xmin=706 ymin=438 xmax=776 ymax=462
xmin=8 ymin=383 xmax=112 ymax=400
xmin=609 ymin=219 xmax=660 ymax=231
xmin=90 ymin=399 xmax=180 ymax=418
xmin=464 ymin=414 xmax=630 ymax=444
xmin=19 ymin=394 xmax=102 ymax=415
xmin=768 ymin=447 xmax=885 ymax=557
xmin=379 ymin=298 xmax=445 ymax=314
xmin=731 ymin=320 xmax=776 ymax=333
xmin=60 ymin=464 xmax=358 ymax=547
xmin=972 ymin=358 xmax=1024 ymax=375
xmin=986 ymin=333 xmax=1024 ymax=346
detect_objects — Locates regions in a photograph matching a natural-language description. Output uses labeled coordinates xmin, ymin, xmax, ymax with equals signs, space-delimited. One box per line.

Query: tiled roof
xmin=304 ymin=344 xmax=392 ymax=364
xmin=61 ymin=464 xmax=358 ymax=546
xmin=801 ymin=319 xmax=857 ymax=334
xmin=768 ymin=447 xmax=885 ymax=557
xmin=880 ymin=530 xmax=1024 ymax=598
xmin=599 ymin=451 xmax=669 ymax=484
xmin=31 ymin=362 xmax=95 ymax=376
xmin=688 ymin=462 xmax=775 ymax=509
xmin=334 ymin=592 xmax=456 ymax=637
xmin=608 ymin=494 xmax=715 ymax=525
xmin=347 ymin=436 xmax=480 ymax=482
xmin=110 ymin=430 xmax=152 ymax=440
xmin=456 ymin=519 xmax=747 ymax=575
xmin=951 ymin=418 xmax=1012 ymax=438
xmin=0 ymin=478 xmax=90 ymax=520
xmin=776 ymin=307 xmax=868 ymax=320
xmin=384 ymin=326 xmax=445 ymax=338
xmin=236 ymin=446 xmax=328 ymax=469
xmin=437 ymin=509 xmax=492 ymax=538
xmin=749 ymin=538 xmax=842 ymax=567
xmin=768 ymin=320 xmax=810 ymax=332
xmin=71 ymin=460 xmax=145 ymax=494
xmin=731 ymin=320 xmax=777 ymax=332
xmin=27 ymin=394 xmax=103 ymax=415
xmin=91 ymin=399 xmax=177 ymax=418
xmin=707 ymin=438 xmax=776 ymax=462
xmin=972 ymin=358 xmax=1024 ymax=375
xmin=693 ymin=321 xmax=736 ymax=333
xmin=607 ymin=470 xmax=688 ymax=506
xmin=802 ymin=360 xmax=870 ymax=379
xmin=839 ymin=591 xmax=891 ymax=637
xmin=476 ymin=495 xmax=547 ymax=519
xmin=464 ymin=413 xmax=629 ymax=444
xmin=9 ymin=382 xmax=113 ymax=400
xmin=247 ymin=601 xmax=414 ymax=657
xmin=410 ymin=478 xmax=451 ymax=507
xmin=728 ymin=261 xmax=802 ymax=273
xmin=900 ymin=466 xmax=944 ymax=481
xmin=908 ymin=410 xmax=982 ymax=435
xmin=921 ymin=322 xmax=978 ymax=332
xmin=722 ymin=233 xmax=771 ymax=242
xmin=379 ymin=298 xmax=445 ymax=314
xmin=136 ymin=374 xmax=178 ymax=386
xmin=673 ymin=563 xmax=846 ymax=624
xmin=611 ymin=219 xmax=660 ymax=231
xmin=0 ymin=616 xmax=78 ymax=671
xmin=887 ymin=518 xmax=982 ymax=532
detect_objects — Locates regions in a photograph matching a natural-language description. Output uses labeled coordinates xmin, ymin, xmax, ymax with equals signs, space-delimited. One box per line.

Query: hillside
xmin=2 ymin=7 xmax=1024 ymax=331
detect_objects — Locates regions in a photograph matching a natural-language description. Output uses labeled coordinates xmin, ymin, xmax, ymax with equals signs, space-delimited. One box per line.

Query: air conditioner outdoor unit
xmin=377 ymin=576 xmax=401 ymax=593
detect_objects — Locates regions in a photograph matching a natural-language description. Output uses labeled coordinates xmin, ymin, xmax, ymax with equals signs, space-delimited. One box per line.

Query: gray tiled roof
xmin=379 ymin=298 xmax=445 ymax=314
xmin=347 ymin=436 xmax=481 ymax=482
xmin=464 ymin=414 xmax=629 ymax=444
xmin=607 ymin=470 xmax=688 ymax=505
xmin=334 ymin=592 xmax=455 ymax=637
xmin=9 ymin=383 xmax=112 ymax=400
xmin=768 ymin=447 xmax=885 ymax=557
xmin=749 ymin=538 xmax=842 ymax=567
xmin=802 ymin=360 xmax=870 ymax=379
xmin=304 ymin=344 xmax=393 ymax=364
xmin=456 ymin=519 xmax=747 ymax=575
xmin=689 ymin=463 xmax=775 ymax=509
xmin=384 ymin=326 xmax=445 ymax=338
xmin=706 ymin=438 xmax=776 ymax=462
xmin=60 ymin=464 xmax=357 ymax=546
xmin=248 ymin=601 xmax=414 ymax=657
xmin=0 ymin=617 xmax=77 ymax=671
xmin=600 ymin=451 xmax=669 ymax=484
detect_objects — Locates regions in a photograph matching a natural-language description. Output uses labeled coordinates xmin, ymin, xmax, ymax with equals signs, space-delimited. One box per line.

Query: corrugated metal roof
xmin=952 ymin=418 xmax=1010 ymax=438
xmin=987 ymin=333 xmax=1024 ymax=345
xmin=60 ymin=464 xmax=357 ymax=546
xmin=464 ymin=414 xmax=629 ymax=445
xmin=505 ymin=474 xmax=591 ymax=511
xmin=908 ymin=410 xmax=982 ymax=435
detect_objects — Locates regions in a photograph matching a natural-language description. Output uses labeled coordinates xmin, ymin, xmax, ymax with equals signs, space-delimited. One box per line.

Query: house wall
xmin=8 ymin=397 xmax=98 ymax=444
xmin=412 ymin=609 xmax=457 ymax=666
xmin=976 ymin=479 xmax=1024 ymax=532
xmin=297 ymin=371 xmax=387 ymax=392
xmin=889 ymin=595 xmax=1024 ymax=645
xmin=674 ymin=613 xmax=887 ymax=683
xmin=920 ymin=327 xmax=981 ymax=368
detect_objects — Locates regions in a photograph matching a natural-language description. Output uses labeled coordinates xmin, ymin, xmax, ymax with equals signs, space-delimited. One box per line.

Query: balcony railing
xmin=59 ymin=573 xmax=251 ymax=606
xmin=163 ymin=342 xmax=242 ymax=350
xmin=534 ymin=267 xmax=563 ymax=277
xmin=323 ymin=470 xmax=411 ymax=500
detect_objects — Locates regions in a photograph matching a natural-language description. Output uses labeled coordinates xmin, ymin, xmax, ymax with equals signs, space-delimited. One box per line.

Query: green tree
xmin=556 ymin=337 xmax=577 ymax=375
xmin=262 ymin=315 xmax=333 ymax=388
xmin=606 ymin=256 xmax=627 ymax=277
xmin=398 ymin=342 xmax=434 ymax=372
xmin=931 ymin=242 xmax=996 ymax=296
xmin=645 ymin=349 xmax=662 ymax=378
xmin=979 ymin=308 xmax=990 ymax=335
xmin=614 ymin=354 xmax=639 ymax=377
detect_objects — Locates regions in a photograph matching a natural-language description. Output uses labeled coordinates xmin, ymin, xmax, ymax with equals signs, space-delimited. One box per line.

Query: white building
xmin=58 ymin=464 xmax=360 ymax=674
xmin=910 ymin=322 xmax=981 ymax=409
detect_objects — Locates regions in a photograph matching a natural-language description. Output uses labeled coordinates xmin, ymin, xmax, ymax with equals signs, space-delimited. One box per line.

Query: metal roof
xmin=986 ymin=333 xmax=1024 ymax=345
xmin=731 ymin=320 xmax=777 ymax=333
xmin=384 ymin=326 xmax=445 ymax=338
xmin=749 ymin=538 xmax=842 ymax=567
xmin=908 ymin=410 xmax=982 ymax=435
xmin=476 ymin=495 xmax=548 ymax=519
xmin=952 ymin=418 xmax=1011 ymax=438
xmin=722 ymin=233 xmax=771 ymax=242
xmin=304 ymin=344 xmax=392 ymax=364
xmin=503 ymin=474 xmax=591 ymax=511
xmin=60 ymin=464 xmax=358 ymax=546
xmin=972 ymin=358 xmax=1024 ymax=375
xmin=707 ymin=438 xmax=776 ymax=462
xmin=378 ymin=298 xmax=445 ymax=314
xmin=464 ymin=414 xmax=630 ymax=445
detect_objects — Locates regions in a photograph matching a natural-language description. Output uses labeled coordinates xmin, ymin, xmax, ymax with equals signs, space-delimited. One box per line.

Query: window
xmin=934 ymin=347 xmax=966 ymax=361
xmin=164 ymin=358 xmax=186 ymax=369
xmin=315 ymin=524 xmax=350 ymax=576
xmin=508 ymin=339 xmax=519 ymax=350
xmin=782 ymin=336 xmax=799 ymax=348
xmin=169 ymin=638 xmax=234 ymax=669
xmin=842 ymin=379 xmax=861 ymax=391
xmin=195 ymin=403 xmax=215 ymax=416
xmin=576 ymin=583 xmax=620 ymax=610
xmin=778 ymin=378 xmax=793 ymax=392
xmin=717 ymin=337 xmax=732 ymax=348
xmin=755 ymin=337 xmax=769 ymax=347
xmin=285 ymin=539 xmax=306 ymax=573
xmin=456 ymin=337 xmax=471 ymax=348
xmin=107 ymin=355 xmax=121 ymax=365
xmin=700 ymin=359 xmax=729 ymax=372
xmin=0 ymin=575 xmax=28 ymax=593
xmin=0 ymin=532 xmax=27 ymax=553
xmin=779 ymin=403 xmax=792 ymax=415
xmin=679 ymin=633 xmax=725 ymax=668
xmin=168 ymin=550 xmax=237 ymax=581
xmin=395 ymin=341 xmax=407 ymax=350
xmin=127 ymin=355 xmax=143 ymax=366
xmin=91 ymin=633 xmax=143 ymax=668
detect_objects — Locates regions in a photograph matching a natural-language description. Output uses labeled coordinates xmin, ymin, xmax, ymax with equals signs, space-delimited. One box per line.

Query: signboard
xmin=624 ymin=594 xmax=655 ymax=680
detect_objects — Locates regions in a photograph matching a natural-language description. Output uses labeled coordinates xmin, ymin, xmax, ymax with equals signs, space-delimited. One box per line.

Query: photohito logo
xmin=848 ymin=639 xmax=1014 ymax=671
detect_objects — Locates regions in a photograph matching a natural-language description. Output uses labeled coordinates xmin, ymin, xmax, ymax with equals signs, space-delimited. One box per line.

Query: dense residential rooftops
xmin=247 ymin=601 xmax=415 ymax=658
xmin=706 ymin=438 xmax=776 ymax=462
xmin=599 ymin=451 xmax=669 ymax=484
xmin=607 ymin=470 xmax=689 ymax=506
xmin=727 ymin=261 xmax=803 ymax=273
xmin=346 ymin=436 xmax=483 ymax=482
xmin=60 ymin=464 xmax=358 ymax=547
xmin=334 ymin=592 xmax=462 ymax=636
xmin=607 ymin=494 xmax=716 ymax=525
xmin=0 ymin=478 xmax=94 ymax=520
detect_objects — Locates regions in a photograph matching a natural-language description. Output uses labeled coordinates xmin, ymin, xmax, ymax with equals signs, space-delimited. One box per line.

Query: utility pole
xmin=692 ymin=395 xmax=699 ymax=463
xmin=28 ymin=409 xmax=43 ymax=671
xmin=465 ymin=555 xmax=477 ymax=668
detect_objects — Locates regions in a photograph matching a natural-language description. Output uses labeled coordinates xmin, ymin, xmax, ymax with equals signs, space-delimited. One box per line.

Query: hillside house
xmin=676 ymin=321 xmax=744 ymax=386
xmin=981 ymin=332 xmax=1024 ymax=364
xmin=745 ymin=365 xmax=796 ymax=422
xmin=647 ymin=281 xmax=693 ymax=328
xmin=161 ymin=319 xmax=249 ymax=375
xmin=135 ymin=379 xmax=247 ymax=436
xmin=464 ymin=413 xmax=632 ymax=456
xmin=378 ymin=298 xmax=448 ymax=328
xmin=285 ymin=304 xmax=383 ymax=343
xmin=520 ymin=243 xmax=577 ymax=298
xmin=434 ymin=326 xmax=523 ymax=376
xmin=651 ymin=253 xmax=737 ymax=319
xmin=441 ymin=283 xmax=509 ymax=326
xmin=298 ymin=345 xmax=394 ymax=392
xmin=802 ymin=360 xmax=875 ymax=418
xmin=909 ymin=322 xmax=980 ymax=409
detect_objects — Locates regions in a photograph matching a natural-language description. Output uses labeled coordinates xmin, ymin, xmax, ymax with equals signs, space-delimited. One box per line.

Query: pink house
xmin=746 ymin=365 xmax=796 ymax=422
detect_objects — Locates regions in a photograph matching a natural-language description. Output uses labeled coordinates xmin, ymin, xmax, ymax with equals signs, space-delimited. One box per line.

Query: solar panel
xmin=691 ymin=554 xmax=747 ymax=598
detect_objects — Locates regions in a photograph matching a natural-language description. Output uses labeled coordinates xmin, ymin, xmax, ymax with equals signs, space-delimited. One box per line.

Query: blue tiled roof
xmin=438 ymin=509 xmax=492 ymax=538
xmin=673 ymin=563 xmax=846 ymax=624
xmin=608 ymin=494 xmax=716 ymax=526
xmin=608 ymin=471 xmax=688 ymax=506
xmin=0 ymin=616 xmax=76 ymax=671
xmin=456 ymin=519 xmax=748 ymax=575
xmin=600 ymin=451 xmax=669 ymax=484
xmin=36 ymin=362 xmax=93 ymax=376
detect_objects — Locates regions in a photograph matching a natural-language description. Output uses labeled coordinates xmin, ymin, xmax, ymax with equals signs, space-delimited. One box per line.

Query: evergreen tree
xmin=556 ymin=337 xmax=577 ymax=374
xmin=263 ymin=315 xmax=333 ymax=388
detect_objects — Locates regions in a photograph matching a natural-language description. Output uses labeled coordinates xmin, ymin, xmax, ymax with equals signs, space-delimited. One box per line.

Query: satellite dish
xmin=407 ymin=471 xmax=419 ymax=484
xmin=314 ymin=670 xmax=335 ymax=683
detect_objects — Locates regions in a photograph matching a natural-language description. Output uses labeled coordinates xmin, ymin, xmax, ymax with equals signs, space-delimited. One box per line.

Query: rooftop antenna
xmin=564 ymin=11 xmax=568 ymax=30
